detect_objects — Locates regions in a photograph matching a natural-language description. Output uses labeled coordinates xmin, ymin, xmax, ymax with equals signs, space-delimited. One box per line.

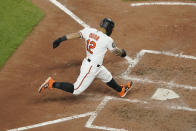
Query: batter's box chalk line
xmin=119 ymin=49 xmax=196 ymax=90
xmin=130 ymin=2 xmax=196 ymax=7
xmin=8 ymin=96 xmax=196 ymax=131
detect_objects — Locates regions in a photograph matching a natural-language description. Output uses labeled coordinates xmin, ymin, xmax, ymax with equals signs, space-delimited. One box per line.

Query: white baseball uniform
xmin=73 ymin=27 xmax=116 ymax=95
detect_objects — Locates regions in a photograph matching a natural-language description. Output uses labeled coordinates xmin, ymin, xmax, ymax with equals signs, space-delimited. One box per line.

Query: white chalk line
xmin=7 ymin=112 xmax=94 ymax=131
xmin=170 ymin=105 xmax=196 ymax=112
xmin=120 ymin=49 xmax=196 ymax=90
xmin=8 ymin=96 xmax=196 ymax=131
xmin=49 ymin=0 xmax=90 ymax=28
xmin=122 ymin=75 xmax=196 ymax=90
xmin=131 ymin=2 xmax=196 ymax=7
xmin=111 ymin=96 xmax=196 ymax=112
xmin=143 ymin=49 xmax=196 ymax=60
xmin=85 ymin=96 xmax=149 ymax=131
xmin=85 ymin=96 xmax=127 ymax=131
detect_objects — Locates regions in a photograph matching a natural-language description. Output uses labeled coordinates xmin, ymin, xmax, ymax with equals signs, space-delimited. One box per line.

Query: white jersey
xmin=72 ymin=27 xmax=115 ymax=95
xmin=80 ymin=27 xmax=116 ymax=65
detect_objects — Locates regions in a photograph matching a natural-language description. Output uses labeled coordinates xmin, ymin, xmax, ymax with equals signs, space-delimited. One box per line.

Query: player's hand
xmin=53 ymin=36 xmax=67 ymax=49
xmin=121 ymin=49 xmax=126 ymax=57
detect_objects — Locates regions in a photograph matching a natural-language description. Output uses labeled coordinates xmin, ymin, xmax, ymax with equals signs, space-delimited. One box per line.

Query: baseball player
xmin=39 ymin=18 xmax=133 ymax=97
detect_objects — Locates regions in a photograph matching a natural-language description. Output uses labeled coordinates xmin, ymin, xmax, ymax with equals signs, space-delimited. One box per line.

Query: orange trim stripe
xmin=75 ymin=66 xmax=93 ymax=90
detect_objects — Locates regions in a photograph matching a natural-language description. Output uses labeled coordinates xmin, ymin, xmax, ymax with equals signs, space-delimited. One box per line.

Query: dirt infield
xmin=0 ymin=0 xmax=196 ymax=131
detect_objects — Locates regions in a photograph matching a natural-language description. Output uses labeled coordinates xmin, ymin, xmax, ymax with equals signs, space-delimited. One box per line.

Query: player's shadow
xmin=34 ymin=93 xmax=88 ymax=104
xmin=43 ymin=60 xmax=82 ymax=71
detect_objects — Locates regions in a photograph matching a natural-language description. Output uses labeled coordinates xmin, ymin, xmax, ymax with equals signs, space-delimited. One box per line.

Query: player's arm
xmin=53 ymin=32 xmax=82 ymax=49
xmin=66 ymin=32 xmax=81 ymax=39
xmin=112 ymin=47 xmax=126 ymax=57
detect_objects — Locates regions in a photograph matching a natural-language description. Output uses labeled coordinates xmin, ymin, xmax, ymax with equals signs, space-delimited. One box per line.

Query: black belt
xmin=87 ymin=59 xmax=100 ymax=67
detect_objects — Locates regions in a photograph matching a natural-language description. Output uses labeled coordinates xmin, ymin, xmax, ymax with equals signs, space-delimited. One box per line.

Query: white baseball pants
xmin=73 ymin=58 xmax=112 ymax=95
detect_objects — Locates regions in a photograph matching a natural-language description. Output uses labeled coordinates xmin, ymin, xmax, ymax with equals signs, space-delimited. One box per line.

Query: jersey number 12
xmin=86 ymin=39 xmax=96 ymax=54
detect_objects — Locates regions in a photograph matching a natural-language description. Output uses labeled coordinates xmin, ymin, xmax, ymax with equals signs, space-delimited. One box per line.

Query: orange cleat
xmin=118 ymin=81 xmax=133 ymax=97
xmin=38 ymin=77 xmax=55 ymax=93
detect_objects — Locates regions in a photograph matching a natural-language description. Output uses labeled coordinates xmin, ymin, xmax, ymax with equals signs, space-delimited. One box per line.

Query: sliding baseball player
xmin=39 ymin=18 xmax=133 ymax=97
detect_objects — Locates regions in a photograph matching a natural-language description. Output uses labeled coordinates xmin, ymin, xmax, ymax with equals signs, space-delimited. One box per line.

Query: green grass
xmin=0 ymin=0 xmax=44 ymax=68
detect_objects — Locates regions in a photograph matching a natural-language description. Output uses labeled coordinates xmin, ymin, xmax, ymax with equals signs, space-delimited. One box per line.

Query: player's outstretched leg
xmin=106 ymin=78 xmax=122 ymax=92
xmin=38 ymin=77 xmax=74 ymax=94
xmin=52 ymin=82 xmax=74 ymax=93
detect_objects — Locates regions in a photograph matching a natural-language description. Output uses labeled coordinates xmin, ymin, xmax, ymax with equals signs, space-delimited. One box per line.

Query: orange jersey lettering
xmin=89 ymin=33 xmax=100 ymax=41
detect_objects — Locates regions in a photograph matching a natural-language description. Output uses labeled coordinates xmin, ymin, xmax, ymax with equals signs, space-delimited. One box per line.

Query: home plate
xmin=151 ymin=88 xmax=180 ymax=100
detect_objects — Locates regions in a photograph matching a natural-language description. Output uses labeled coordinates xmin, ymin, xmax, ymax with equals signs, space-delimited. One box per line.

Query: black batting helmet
xmin=100 ymin=18 xmax=115 ymax=36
